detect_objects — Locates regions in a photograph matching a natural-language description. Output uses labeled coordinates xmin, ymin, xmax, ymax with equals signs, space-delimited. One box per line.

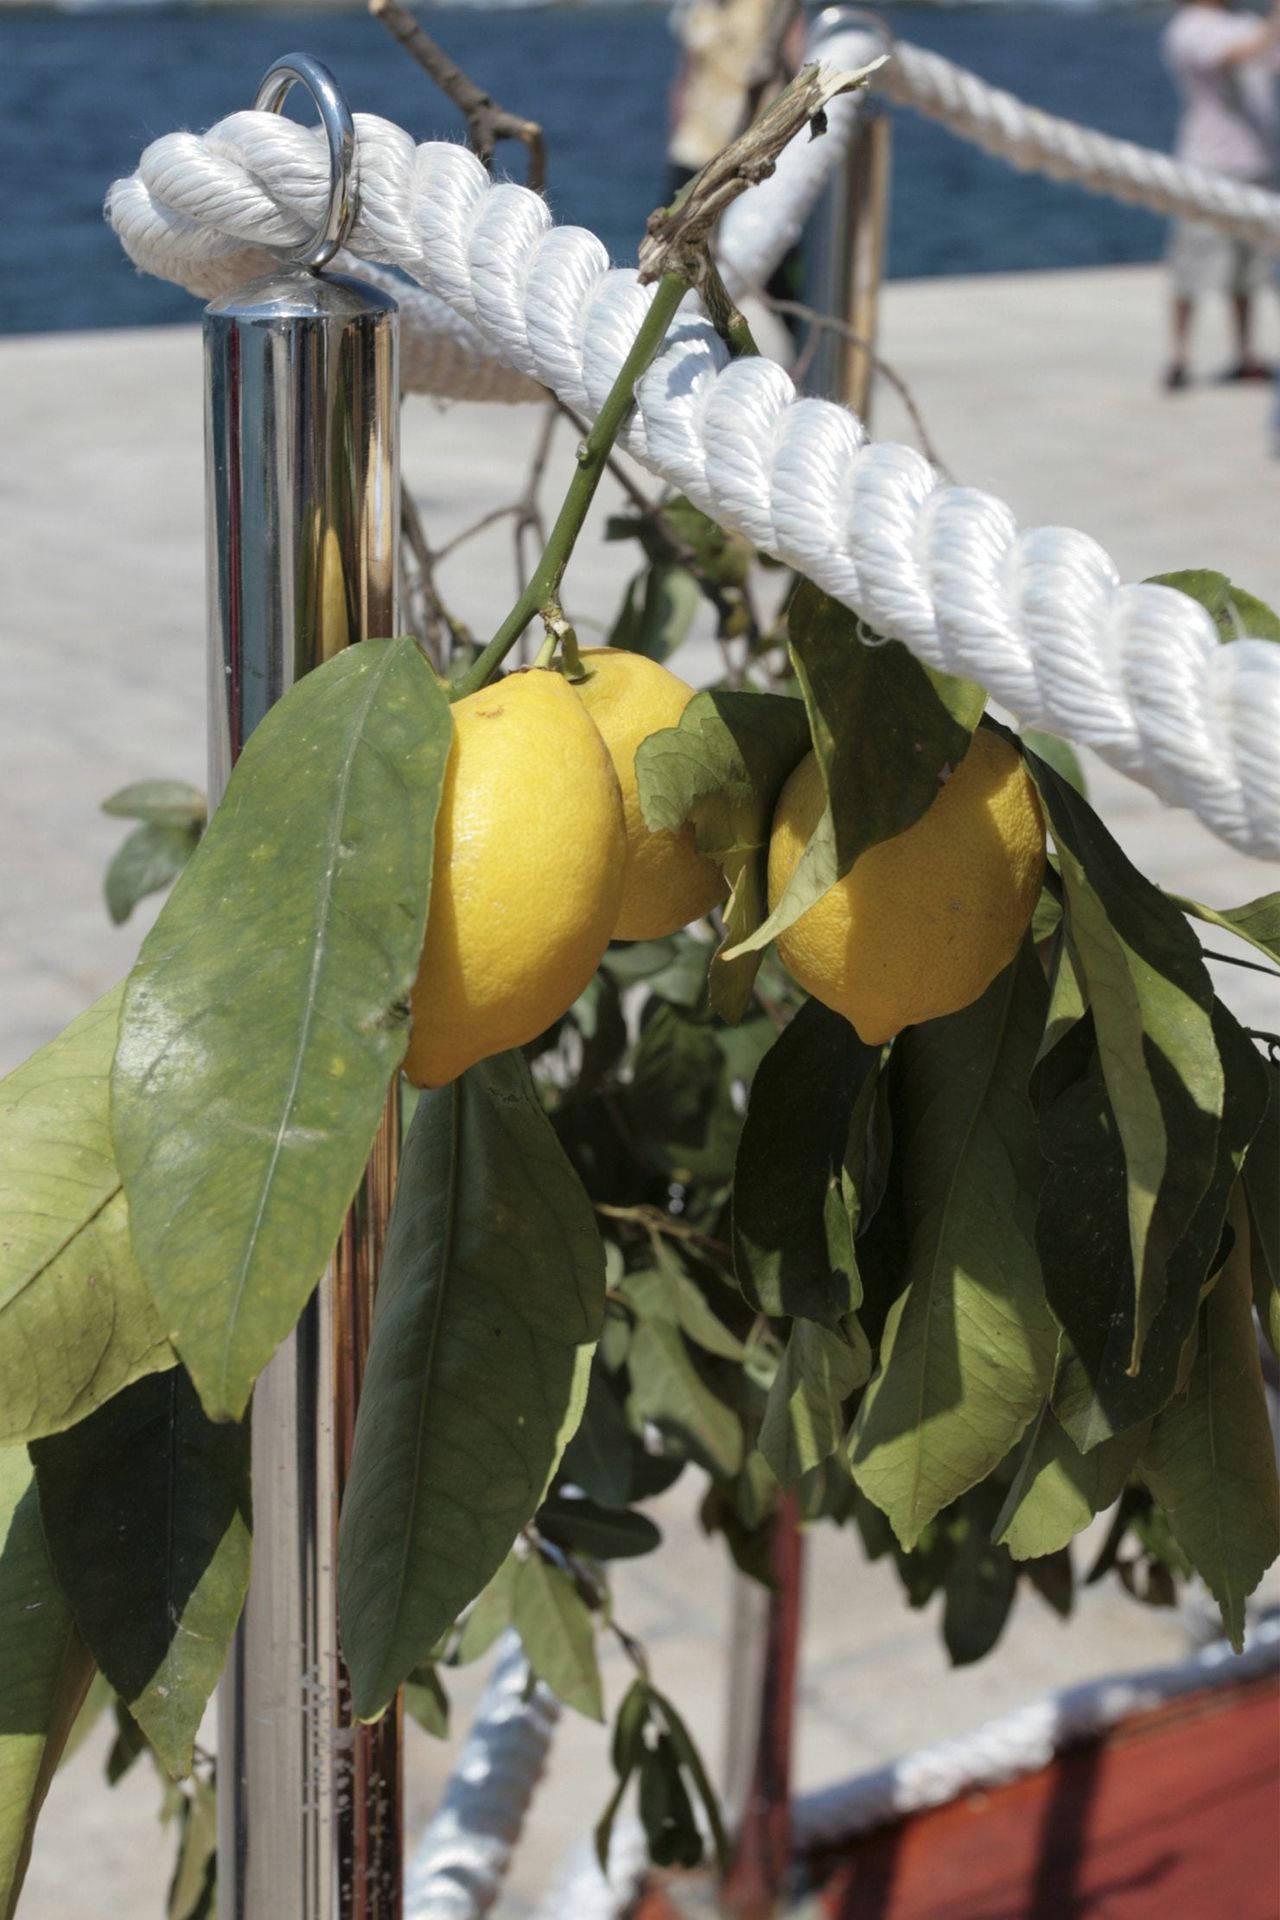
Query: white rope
xmin=404 ymin=1632 xmax=560 ymax=1920
xmin=536 ymin=1615 xmax=1280 ymax=1920
xmin=107 ymin=102 xmax=1280 ymax=857
xmin=880 ymin=38 xmax=1280 ymax=248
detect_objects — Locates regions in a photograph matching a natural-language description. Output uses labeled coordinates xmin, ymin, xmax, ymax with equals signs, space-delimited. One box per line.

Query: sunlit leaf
xmin=165 ymin=1773 xmax=217 ymax=1920
xmin=626 ymin=1321 xmax=743 ymax=1477
xmin=1142 ymin=1219 xmax=1280 ymax=1650
xmin=113 ymin=636 xmax=453 ymax=1420
xmin=733 ymin=997 xmax=877 ymax=1324
xmin=758 ymin=1319 xmax=869 ymax=1490
xmin=1027 ymin=747 xmax=1224 ymax=1367
xmin=849 ymin=946 xmax=1056 ymax=1548
xmin=0 ymin=1447 xmax=94 ymax=1920
xmin=1147 ymin=568 xmax=1280 ymax=643
xmin=619 ymin=1255 xmax=746 ymax=1362
xmin=511 ymin=1551 xmax=604 ymax=1721
xmin=607 ymin=561 xmax=701 ymax=662
xmin=338 ymin=1050 xmax=604 ymax=1720
xmin=0 ymin=988 xmax=172 ymax=1446
xmin=32 ymin=1369 xmax=251 ymax=1780
xmin=994 ymin=1402 xmax=1148 ymax=1561
xmin=727 ymin=585 xmax=983 ymax=958
xmin=1173 ymin=890 xmax=1280 ymax=967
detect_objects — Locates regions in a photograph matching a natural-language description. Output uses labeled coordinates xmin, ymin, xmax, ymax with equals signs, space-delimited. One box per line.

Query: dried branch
xmin=369 ymin=0 xmax=547 ymax=189
xmin=638 ymin=57 xmax=886 ymax=289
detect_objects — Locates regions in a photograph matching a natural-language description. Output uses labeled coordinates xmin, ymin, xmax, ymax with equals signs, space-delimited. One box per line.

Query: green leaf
xmin=452 ymin=1557 xmax=518 ymax=1666
xmin=102 ymin=781 xmax=207 ymax=829
xmin=31 ymin=1369 xmax=251 ymax=1779
xmin=759 ymin=1320 xmax=869 ymax=1491
xmin=728 ymin=584 xmax=984 ymax=958
xmin=639 ymin=1735 xmax=703 ymax=1869
xmin=0 ymin=987 xmax=172 ymax=1446
xmin=557 ymin=1365 xmax=634 ymax=1508
xmin=404 ymin=1667 xmax=450 ymax=1739
xmin=620 ymin=1003 xmax=760 ymax=1184
xmin=595 ymin=1678 xmax=650 ymax=1872
xmin=1173 ymin=890 xmax=1280 ymax=967
xmin=165 ymin=1774 xmax=217 ymax=1920
xmin=1027 ymin=746 xmax=1224 ymax=1367
xmin=626 ymin=1320 xmax=743 ymax=1477
xmin=1021 ymin=731 xmax=1087 ymax=798
xmin=1141 ymin=1226 xmax=1280 ymax=1650
xmin=647 ymin=1683 xmax=730 ymax=1872
xmin=1045 ymin=1004 xmax=1267 ymax=1450
xmin=0 ymin=1447 xmax=94 ymax=1920
xmin=635 ymin=689 xmax=810 ymax=1022
xmin=511 ymin=1552 xmax=604 ymax=1721
xmin=104 ymin=822 xmax=201 ymax=926
xmin=994 ymin=1402 xmax=1149 ymax=1561
xmin=607 ymin=562 xmax=701 ymax=662
xmin=1147 ymin=569 xmax=1280 ymax=644
xmin=943 ymin=1493 xmax=1018 ymax=1667
xmin=113 ymin=635 xmax=453 ymax=1420
xmin=619 ymin=1253 xmax=746 ymax=1361
xmin=1244 ymin=1066 xmax=1278 ymax=1355
xmin=338 ymin=1049 xmax=604 ymax=1720
xmin=538 ymin=1494 xmax=661 ymax=1561
xmin=733 ymin=997 xmax=878 ymax=1324
xmin=849 ymin=946 xmax=1057 ymax=1548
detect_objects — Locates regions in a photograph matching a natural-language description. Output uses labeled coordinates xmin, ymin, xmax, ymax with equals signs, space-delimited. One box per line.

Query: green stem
xmin=452 ymin=272 xmax=689 ymax=698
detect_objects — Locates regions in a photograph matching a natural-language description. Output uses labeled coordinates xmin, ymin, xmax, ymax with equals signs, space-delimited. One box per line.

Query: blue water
xmin=0 ymin=4 xmax=1178 ymax=334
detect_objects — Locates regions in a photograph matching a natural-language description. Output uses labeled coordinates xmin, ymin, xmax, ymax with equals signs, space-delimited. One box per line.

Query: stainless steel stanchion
xmin=804 ymin=7 xmax=893 ymax=420
xmin=205 ymin=55 xmax=403 ymax=1920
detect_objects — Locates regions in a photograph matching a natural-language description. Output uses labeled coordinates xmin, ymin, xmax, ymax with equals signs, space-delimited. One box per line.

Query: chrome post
xmin=205 ymin=55 xmax=403 ymax=1920
xmin=804 ymin=7 xmax=893 ymax=420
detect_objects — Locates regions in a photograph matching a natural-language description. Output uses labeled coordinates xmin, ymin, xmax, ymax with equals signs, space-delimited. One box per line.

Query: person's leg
xmin=1169 ymin=294 xmax=1194 ymax=386
xmin=1223 ymin=244 xmax=1272 ymax=378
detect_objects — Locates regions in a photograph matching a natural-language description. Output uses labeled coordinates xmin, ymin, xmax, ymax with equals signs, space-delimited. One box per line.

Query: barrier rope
xmin=107 ymin=95 xmax=1280 ymax=857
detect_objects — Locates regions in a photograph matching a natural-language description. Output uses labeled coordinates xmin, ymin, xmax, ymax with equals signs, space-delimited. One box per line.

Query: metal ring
xmin=253 ymin=53 xmax=356 ymax=273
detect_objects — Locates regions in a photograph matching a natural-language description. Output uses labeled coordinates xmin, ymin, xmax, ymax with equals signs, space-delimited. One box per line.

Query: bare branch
xmin=369 ymin=0 xmax=547 ymax=189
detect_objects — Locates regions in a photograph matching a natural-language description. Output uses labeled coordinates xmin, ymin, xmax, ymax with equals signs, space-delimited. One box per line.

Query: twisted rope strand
xmin=109 ymin=100 xmax=1280 ymax=856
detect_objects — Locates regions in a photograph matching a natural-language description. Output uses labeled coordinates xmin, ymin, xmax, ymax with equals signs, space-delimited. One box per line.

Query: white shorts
xmin=1167 ymin=216 xmax=1275 ymax=298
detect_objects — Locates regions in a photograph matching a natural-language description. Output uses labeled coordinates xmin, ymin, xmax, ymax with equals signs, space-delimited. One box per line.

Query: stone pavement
xmin=3 ymin=265 xmax=1278 ymax=1917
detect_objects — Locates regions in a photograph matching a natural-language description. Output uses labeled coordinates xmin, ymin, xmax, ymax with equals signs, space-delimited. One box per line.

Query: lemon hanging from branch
xmin=768 ymin=728 xmax=1047 ymax=1044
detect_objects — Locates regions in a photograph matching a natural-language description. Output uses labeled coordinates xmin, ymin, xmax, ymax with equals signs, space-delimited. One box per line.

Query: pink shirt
xmin=1162 ymin=7 xmax=1278 ymax=179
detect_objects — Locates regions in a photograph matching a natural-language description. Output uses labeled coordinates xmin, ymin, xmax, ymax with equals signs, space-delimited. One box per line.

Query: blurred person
xmin=1161 ymin=0 xmax=1280 ymax=389
xmin=668 ymin=0 xmax=805 ymax=187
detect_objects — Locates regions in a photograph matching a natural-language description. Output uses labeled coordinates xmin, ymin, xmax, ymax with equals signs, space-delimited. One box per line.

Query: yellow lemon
xmin=768 ymin=728 xmax=1046 ymax=1044
xmin=571 ymin=647 xmax=727 ymax=940
xmin=405 ymin=669 xmax=626 ymax=1088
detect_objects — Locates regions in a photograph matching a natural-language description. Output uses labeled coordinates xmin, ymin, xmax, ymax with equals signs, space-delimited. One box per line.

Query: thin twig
xmin=596 ymin=1201 xmax=731 ymax=1261
xmin=369 ymin=0 xmax=547 ymax=189
xmin=1201 ymin=946 xmax=1280 ymax=979
xmin=766 ymin=295 xmax=955 ymax=478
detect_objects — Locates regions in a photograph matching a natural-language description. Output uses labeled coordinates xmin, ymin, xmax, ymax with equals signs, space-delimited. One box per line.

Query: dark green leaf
xmin=758 ymin=1319 xmax=869 ymax=1490
xmin=733 ymin=997 xmax=877 ymax=1323
xmin=943 ymin=1495 xmax=1018 ymax=1667
xmin=1147 ymin=569 xmax=1280 ymax=643
xmin=607 ymin=562 xmax=701 ymax=662
xmin=1174 ymin=890 xmax=1280 ymax=967
xmin=538 ymin=1494 xmax=661 ymax=1561
xmin=103 ymin=1700 xmax=147 ymax=1786
xmin=849 ymin=946 xmax=1056 ymax=1548
xmin=640 ymin=1735 xmax=703 ymax=1869
xmin=626 ymin=1321 xmax=743 ymax=1477
xmin=1243 ymin=1066 xmax=1278 ymax=1355
xmin=511 ymin=1552 xmax=604 ymax=1722
xmin=1021 ymin=732 xmax=1087 ymax=797
xmin=729 ymin=584 xmax=983 ymax=957
xmin=1045 ymin=1004 xmax=1267 ymax=1450
xmin=595 ymin=1677 xmax=650 ymax=1873
xmin=994 ymin=1403 xmax=1149 ymax=1560
xmin=1023 ymin=1548 xmax=1074 ymax=1620
xmin=1027 ymin=747 xmax=1225 ymax=1367
xmin=165 ymin=1773 xmax=217 ymax=1920
xmin=1141 ymin=1235 xmax=1280 ymax=1649
xmin=558 ymin=1365 xmax=634 ymax=1508
xmin=0 ymin=1447 xmax=94 ymax=1920
xmin=0 ymin=989 xmax=172 ymax=1446
xmin=648 ymin=1683 xmax=730 ymax=1872
xmin=113 ymin=635 xmax=453 ymax=1420
xmin=635 ymin=689 xmax=810 ymax=1021
xmin=404 ymin=1667 xmax=450 ymax=1739
xmin=621 ymin=1004 xmax=748 ymax=1183
xmin=104 ymin=822 xmax=200 ymax=926
xmin=32 ymin=1369 xmax=251 ymax=1779
xmin=338 ymin=1049 xmax=604 ymax=1720
xmin=102 ymin=781 xmax=207 ymax=829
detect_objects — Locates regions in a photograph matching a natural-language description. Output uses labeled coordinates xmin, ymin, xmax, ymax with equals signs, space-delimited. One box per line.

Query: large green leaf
xmin=0 ymin=1447 xmax=94 ymax=1920
xmin=1172 ymin=890 xmax=1280 ymax=967
xmin=994 ymin=1402 xmax=1148 ymax=1561
xmin=31 ymin=1369 xmax=251 ymax=1779
xmin=0 ymin=988 xmax=172 ymax=1446
xmin=758 ymin=1320 xmax=869 ymax=1490
xmin=634 ymin=689 xmax=810 ymax=1021
xmin=1027 ymin=749 xmax=1224 ymax=1367
xmin=113 ymin=636 xmax=453 ymax=1420
xmin=1142 ymin=1225 xmax=1280 ymax=1649
xmin=1044 ymin=1005 xmax=1267 ymax=1450
xmin=338 ymin=1050 xmax=604 ymax=1720
xmin=849 ymin=946 xmax=1057 ymax=1548
xmin=733 ymin=997 xmax=878 ymax=1324
xmin=727 ymin=585 xmax=984 ymax=958
xmin=511 ymin=1551 xmax=604 ymax=1721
